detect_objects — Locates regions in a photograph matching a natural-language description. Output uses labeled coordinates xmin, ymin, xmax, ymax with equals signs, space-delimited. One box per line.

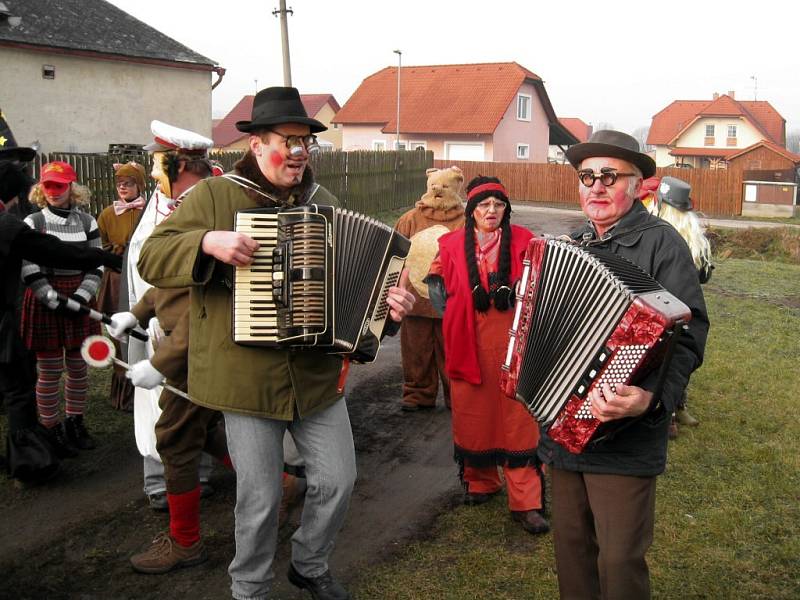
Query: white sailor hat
xmin=144 ymin=120 xmax=213 ymax=155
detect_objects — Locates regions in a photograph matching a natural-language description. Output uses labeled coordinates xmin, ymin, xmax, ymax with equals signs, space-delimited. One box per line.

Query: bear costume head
xmin=419 ymin=166 xmax=464 ymax=210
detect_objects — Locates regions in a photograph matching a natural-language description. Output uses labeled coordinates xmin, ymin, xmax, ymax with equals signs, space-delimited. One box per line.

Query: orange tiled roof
xmin=212 ymin=94 xmax=339 ymax=147
xmin=669 ymin=147 xmax=737 ymax=158
xmin=332 ymin=62 xmax=553 ymax=135
xmin=647 ymin=95 xmax=786 ymax=147
xmin=558 ymin=118 xmax=592 ymax=143
xmin=726 ymin=139 xmax=800 ymax=165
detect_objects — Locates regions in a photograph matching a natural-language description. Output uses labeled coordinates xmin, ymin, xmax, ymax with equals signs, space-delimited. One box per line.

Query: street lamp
xmin=393 ymin=49 xmax=402 ymax=150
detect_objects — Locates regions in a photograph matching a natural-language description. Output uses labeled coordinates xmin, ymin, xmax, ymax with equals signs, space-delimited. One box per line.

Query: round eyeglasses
xmin=578 ymin=169 xmax=636 ymax=188
xmin=270 ymin=131 xmax=320 ymax=157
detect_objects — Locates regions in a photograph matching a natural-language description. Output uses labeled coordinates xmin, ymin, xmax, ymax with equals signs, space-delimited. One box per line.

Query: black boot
xmin=64 ymin=414 xmax=96 ymax=450
xmin=45 ymin=423 xmax=79 ymax=458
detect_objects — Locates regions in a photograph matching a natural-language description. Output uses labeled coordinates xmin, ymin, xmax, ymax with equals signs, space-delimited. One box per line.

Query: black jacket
xmin=0 ymin=212 xmax=121 ymax=362
xmin=537 ymin=201 xmax=710 ymax=476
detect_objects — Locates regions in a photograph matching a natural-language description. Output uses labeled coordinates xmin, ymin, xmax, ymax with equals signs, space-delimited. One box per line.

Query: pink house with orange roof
xmin=331 ymin=62 xmax=577 ymax=162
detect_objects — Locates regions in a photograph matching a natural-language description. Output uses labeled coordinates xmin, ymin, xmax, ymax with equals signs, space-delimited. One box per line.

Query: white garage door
xmin=445 ymin=142 xmax=484 ymax=161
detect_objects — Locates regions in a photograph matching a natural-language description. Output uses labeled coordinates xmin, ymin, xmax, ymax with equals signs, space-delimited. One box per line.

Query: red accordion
xmin=500 ymin=238 xmax=691 ymax=453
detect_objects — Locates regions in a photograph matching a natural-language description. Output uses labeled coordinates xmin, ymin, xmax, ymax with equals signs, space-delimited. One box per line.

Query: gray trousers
xmin=225 ymin=398 xmax=356 ymax=600
xmin=142 ymin=453 xmax=215 ymax=496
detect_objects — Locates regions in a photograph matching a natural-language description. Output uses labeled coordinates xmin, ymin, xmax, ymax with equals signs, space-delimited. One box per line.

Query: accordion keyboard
xmin=233 ymin=211 xmax=280 ymax=342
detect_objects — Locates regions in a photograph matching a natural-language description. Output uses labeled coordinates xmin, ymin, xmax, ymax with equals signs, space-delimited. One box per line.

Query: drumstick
xmin=81 ymin=335 xmax=195 ymax=403
xmin=46 ymin=290 xmax=149 ymax=342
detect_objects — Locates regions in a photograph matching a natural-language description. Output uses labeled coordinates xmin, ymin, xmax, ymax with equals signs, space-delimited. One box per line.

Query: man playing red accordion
xmin=538 ymin=130 xmax=709 ymax=599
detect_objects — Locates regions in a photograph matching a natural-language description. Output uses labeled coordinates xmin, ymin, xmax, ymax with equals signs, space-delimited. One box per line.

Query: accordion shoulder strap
xmin=221 ymin=173 xmax=281 ymax=205
xmin=579 ymin=221 xmax=667 ymax=247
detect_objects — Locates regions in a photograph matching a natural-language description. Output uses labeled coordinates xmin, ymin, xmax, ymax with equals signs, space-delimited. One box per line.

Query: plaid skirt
xmin=20 ymin=274 xmax=100 ymax=352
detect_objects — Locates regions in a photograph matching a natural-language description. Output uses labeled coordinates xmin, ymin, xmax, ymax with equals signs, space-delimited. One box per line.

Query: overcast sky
xmin=108 ymin=0 xmax=799 ymax=136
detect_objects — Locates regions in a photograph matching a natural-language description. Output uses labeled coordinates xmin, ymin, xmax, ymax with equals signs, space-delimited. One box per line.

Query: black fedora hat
xmin=566 ymin=130 xmax=656 ymax=179
xmin=236 ymin=87 xmax=327 ymax=134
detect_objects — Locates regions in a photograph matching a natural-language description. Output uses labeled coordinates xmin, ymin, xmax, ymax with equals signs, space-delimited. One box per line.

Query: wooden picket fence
xmin=31 ymin=149 xmax=432 ymax=217
xmin=434 ymin=160 xmax=744 ymax=216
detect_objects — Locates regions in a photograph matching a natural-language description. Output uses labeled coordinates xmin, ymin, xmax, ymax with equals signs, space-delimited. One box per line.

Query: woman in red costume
xmin=428 ymin=175 xmax=548 ymax=534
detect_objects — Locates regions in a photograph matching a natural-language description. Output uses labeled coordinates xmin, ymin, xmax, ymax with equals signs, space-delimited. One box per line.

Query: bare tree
xmin=595 ymin=122 xmax=615 ymax=132
xmin=787 ymin=129 xmax=800 ymax=154
xmin=632 ymin=126 xmax=651 ymax=151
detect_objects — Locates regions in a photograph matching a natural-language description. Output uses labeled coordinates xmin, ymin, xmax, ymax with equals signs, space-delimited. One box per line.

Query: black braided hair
xmin=464 ymin=175 xmax=513 ymax=312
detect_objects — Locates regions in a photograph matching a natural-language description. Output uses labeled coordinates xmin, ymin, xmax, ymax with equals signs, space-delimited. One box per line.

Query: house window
xmin=42 ymin=64 xmax=55 ymax=79
xmin=372 ymin=140 xmax=387 ymax=151
xmin=704 ymin=124 xmax=715 ymax=146
xmin=517 ymin=94 xmax=532 ymax=121
xmin=516 ymin=144 xmax=530 ymax=160
xmin=409 ymin=141 xmax=426 ymax=151
xmin=394 ymin=141 xmax=407 ymax=151
xmin=726 ymin=124 xmax=737 ymax=146
xmin=332 ymin=123 xmax=339 ymax=129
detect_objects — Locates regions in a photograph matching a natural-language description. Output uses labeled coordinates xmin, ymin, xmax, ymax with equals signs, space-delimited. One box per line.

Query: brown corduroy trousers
xmin=550 ymin=468 xmax=657 ymax=600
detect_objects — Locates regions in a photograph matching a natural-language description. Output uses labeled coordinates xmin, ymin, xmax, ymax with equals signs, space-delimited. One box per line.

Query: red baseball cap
xmin=40 ymin=161 xmax=77 ymax=184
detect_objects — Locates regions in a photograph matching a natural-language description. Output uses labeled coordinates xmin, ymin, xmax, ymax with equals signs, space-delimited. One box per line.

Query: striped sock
xmin=36 ymin=351 xmax=63 ymax=428
xmin=64 ymin=348 xmax=88 ymax=416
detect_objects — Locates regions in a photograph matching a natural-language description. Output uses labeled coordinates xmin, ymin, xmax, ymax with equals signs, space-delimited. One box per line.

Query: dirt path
xmin=0 ymin=207 xmax=585 ymax=600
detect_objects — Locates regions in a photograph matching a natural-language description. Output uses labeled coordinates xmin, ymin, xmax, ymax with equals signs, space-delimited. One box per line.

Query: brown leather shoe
xmin=130 ymin=532 xmax=207 ymax=574
xmin=668 ymin=415 xmax=679 ymax=440
xmin=511 ymin=510 xmax=550 ymax=535
xmin=463 ymin=490 xmax=498 ymax=506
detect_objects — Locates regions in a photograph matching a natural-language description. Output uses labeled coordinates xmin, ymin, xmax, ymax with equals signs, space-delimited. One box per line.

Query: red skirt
xmin=450 ymin=306 xmax=540 ymax=469
xmin=20 ymin=274 xmax=100 ymax=352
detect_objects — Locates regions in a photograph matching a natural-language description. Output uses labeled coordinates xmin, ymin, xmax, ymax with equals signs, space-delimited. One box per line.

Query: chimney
xmin=728 ymin=90 xmax=735 ymax=99
xmin=712 ymin=92 xmax=719 ymax=100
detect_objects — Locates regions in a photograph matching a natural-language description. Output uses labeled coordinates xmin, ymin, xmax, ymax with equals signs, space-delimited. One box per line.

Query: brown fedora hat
xmin=566 ymin=130 xmax=656 ymax=179
xmin=236 ymin=87 xmax=327 ymax=134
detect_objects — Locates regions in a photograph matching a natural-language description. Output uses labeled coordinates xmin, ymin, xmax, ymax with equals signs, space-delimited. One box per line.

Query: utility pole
xmin=393 ymin=50 xmax=402 ymax=150
xmin=272 ymin=1 xmax=293 ymax=86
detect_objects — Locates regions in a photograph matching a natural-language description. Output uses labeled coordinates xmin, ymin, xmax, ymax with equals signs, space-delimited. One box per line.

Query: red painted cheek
xmin=269 ymin=151 xmax=284 ymax=167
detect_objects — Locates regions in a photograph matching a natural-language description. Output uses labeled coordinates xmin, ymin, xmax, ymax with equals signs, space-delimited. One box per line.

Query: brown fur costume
xmin=394 ymin=167 xmax=465 ymax=409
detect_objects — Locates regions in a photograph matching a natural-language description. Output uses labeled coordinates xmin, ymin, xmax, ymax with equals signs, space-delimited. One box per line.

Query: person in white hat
xmin=108 ymin=121 xmax=229 ymax=573
xmin=138 ymin=87 xmax=415 ymax=600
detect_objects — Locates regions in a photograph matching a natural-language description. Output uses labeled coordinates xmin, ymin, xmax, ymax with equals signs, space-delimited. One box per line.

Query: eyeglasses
xmin=475 ymin=199 xmax=507 ymax=212
xmin=577 ymin=168 xmax=637 ymax=188
xmin=269 ymin=131 xmax=320 ymax=157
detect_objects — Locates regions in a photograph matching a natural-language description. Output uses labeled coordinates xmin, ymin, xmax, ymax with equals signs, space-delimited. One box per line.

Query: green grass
xmin=352 ymin=256 xmax=800 ymax=599
xmin=708 ymin=226 xmax=800 ymax=264
xmin=723 ymin=214 xmax=800 ymax=226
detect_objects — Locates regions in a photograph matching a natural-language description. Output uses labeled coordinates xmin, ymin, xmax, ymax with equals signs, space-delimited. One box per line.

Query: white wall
xmin=1 ymin=47 xmax=212 ymax=153
xmin=678 ymin=117 xmax=763 ymax=150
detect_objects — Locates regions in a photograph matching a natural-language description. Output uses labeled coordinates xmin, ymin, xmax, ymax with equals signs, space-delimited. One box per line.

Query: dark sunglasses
xmin=577 ymin=168 xmax=636 ymax=188
xmin=269 ymin=131 xmax=319 ymax=157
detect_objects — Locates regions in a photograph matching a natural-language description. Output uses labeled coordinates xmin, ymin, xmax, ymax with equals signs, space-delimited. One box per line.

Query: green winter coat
xmin=137 ymin=175 xmax=343 ymax=420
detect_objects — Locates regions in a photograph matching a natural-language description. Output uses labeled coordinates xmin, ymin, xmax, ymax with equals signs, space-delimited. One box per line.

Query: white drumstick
xmin=80 ymin=335 xmax=196 ymax=403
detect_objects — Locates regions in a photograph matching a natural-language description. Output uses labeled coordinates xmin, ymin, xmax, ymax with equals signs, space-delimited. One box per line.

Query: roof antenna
xmin=750 ymin=75 xmax=758 ymax=101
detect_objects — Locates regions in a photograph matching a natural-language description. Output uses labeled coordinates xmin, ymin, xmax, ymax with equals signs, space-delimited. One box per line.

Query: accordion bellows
xmin=500 ymin=238 xmax=691 ymax=453
xmin=233 ymin=205 xmax=410 ymax=363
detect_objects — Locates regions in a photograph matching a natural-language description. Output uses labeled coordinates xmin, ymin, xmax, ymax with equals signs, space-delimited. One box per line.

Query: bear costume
xmin=394 ymin=166 xmax=465 ymax=410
